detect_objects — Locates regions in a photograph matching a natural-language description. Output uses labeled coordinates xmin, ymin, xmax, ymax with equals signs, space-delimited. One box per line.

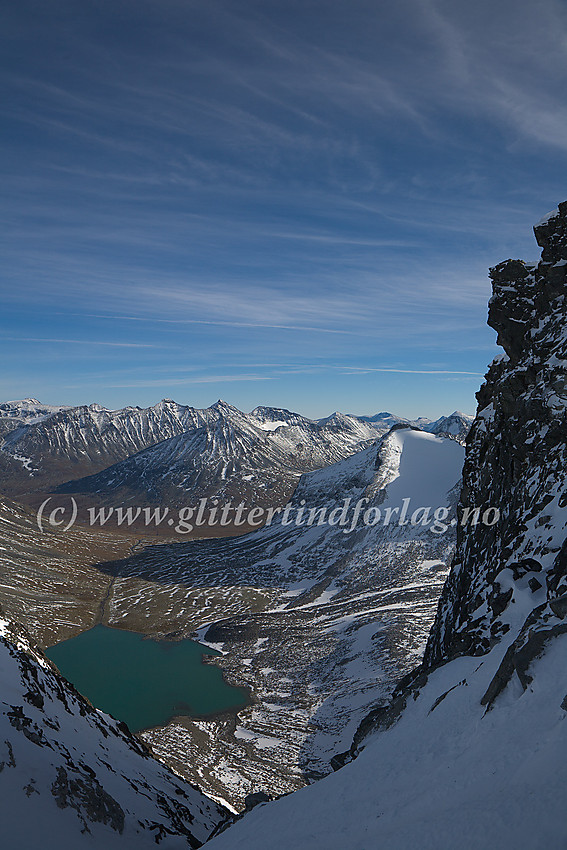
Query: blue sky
xmin=2 ymin=0 xmax=567 ymax=418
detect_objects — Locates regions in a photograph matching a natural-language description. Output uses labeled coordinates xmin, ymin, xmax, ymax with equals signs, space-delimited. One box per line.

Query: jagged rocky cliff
xmin=205 ymin=207 xmax=567 ymax=849
xmin=425 ymin=203 xmax=567 ymax=668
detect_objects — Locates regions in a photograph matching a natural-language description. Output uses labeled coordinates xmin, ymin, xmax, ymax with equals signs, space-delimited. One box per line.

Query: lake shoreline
xmin=46 ymin=623 xmax=253 ymax=733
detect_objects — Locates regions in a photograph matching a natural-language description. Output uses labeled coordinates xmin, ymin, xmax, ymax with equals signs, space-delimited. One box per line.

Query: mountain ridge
xmin=0 ymin=398 xmax=470 ymax=514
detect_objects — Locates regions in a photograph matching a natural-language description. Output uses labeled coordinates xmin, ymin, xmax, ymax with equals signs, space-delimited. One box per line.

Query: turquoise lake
xmin=45 ymin=624 xmax=250 ymax=732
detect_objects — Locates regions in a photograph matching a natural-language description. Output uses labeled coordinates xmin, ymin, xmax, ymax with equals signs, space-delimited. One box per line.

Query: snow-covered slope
xmin=205 ymin=206 xmax=567 ymax=848
xmin=0 ymin=400 xmax=73 ymax=468
xmin=0 ymin=615 xmax=228 ymax=848
xmin=0 ymin=398 xmax=71 ymax=425
xmin=207 ymin=621 xmax=567 ymax=850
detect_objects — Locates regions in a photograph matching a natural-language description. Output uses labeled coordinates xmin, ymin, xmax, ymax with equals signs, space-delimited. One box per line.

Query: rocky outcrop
xmin=424 ymin=203 xmax=567 ymax=668
xmin=424 ymin=411 xmax=473 ymax=445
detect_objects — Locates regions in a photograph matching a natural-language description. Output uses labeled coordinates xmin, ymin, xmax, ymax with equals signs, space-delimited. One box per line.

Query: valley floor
xmin=0 ymin=429 xmax=464 ymax=810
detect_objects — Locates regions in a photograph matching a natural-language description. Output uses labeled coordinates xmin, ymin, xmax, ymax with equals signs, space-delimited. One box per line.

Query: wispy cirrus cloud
xmin=340 ymin=366 xmax=485 ymax=376
xmin=0 ymin=337 xmax=159 ymax=348
xmin=64 ymin=373 xmax=274 ymax=389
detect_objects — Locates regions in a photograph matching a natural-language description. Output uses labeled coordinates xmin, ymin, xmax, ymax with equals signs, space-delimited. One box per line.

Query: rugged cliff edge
xmin=206 ymin=206 xmax=567 ymax=850
xmin=425 ymin=202 xmax=567 ymax=669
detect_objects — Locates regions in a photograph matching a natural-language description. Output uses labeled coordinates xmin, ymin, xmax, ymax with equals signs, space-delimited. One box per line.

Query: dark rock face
xmin=424 ymin=204 xmax=567 ymax=668
xmin=51 ymin=765 xmax=126 ymax=835
xmin=480 ymin=610 xmax=567 ymax=710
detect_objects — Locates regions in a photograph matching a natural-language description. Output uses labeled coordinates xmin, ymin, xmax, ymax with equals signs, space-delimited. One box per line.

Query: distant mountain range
xmin=0 ymin=398 xmax=472 ymax=510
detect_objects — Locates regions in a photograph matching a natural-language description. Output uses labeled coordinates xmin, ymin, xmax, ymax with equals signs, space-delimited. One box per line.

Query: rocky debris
xmin=243 ymin=790 xmax=272 ymax=811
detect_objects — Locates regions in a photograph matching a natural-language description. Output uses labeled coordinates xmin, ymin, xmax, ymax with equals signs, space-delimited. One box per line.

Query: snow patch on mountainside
xmin=0 ymin=616 xmax=228 ymax=848
xmin=255 ymin=421 xmax=289 ymax=431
